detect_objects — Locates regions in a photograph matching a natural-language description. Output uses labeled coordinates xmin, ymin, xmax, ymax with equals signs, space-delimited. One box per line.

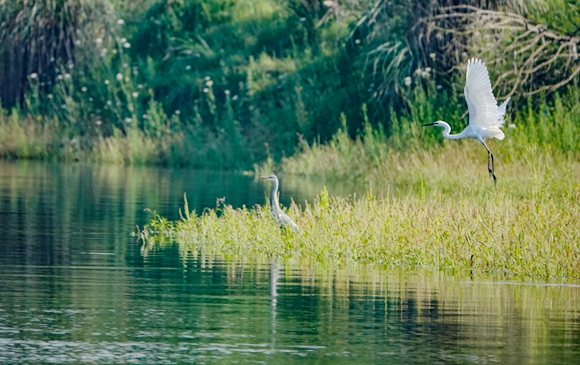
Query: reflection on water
xmin=0 ymin=161 xmax=355 ymax=265
xmin=0 ymin=161 xmax=578 ymax=364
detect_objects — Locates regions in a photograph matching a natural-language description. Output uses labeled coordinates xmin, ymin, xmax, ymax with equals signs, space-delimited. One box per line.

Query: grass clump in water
xmin=139 ymin=150 xmax=580 ymax=281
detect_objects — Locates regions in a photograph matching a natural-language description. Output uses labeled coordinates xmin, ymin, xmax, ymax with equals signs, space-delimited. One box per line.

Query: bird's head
xmin=259 ymin=174 xmax=278 ymax=182
xmin=422 ymin=120 xmax=445 ymax=128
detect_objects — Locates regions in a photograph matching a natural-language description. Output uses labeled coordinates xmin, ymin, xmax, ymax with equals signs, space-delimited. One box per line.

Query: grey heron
xmin=259 ymin=175 xmax=298 ymax=232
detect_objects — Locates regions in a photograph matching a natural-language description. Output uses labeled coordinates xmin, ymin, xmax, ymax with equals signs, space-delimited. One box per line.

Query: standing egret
xmin=423 ymin=58 xmax=510 ymax=182
xmin=259 ymin=175 xmax=299 ymax=232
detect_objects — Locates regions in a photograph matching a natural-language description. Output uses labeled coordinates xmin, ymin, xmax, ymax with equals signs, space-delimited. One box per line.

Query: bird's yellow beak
xmin=259 ymin=176 xmax=268 ymax=180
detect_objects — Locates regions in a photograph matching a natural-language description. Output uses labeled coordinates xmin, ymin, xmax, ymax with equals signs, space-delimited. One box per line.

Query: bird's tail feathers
xmin=497 ymin=97 xmax=511 ymax=123
xmin=494 ymin=129 xmax=505 ymax=140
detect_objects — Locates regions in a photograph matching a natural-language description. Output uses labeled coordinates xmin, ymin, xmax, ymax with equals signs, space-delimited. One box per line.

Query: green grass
xmin=138 ymin=144 xmax=580 ymax=280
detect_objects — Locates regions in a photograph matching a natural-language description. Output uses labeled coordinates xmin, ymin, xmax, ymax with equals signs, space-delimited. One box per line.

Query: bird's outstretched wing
xmin=464 ymin=58 xmax=499 ymax=128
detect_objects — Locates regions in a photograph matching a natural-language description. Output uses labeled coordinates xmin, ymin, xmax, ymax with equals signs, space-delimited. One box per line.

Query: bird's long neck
xmin=440 ymin=122 xmax=465 ymax=140
xmin=271 ymin=179 xmax=280 ymax=210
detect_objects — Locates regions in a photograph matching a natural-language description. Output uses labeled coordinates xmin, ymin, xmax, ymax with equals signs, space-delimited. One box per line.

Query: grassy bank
xmin=138 ymin=143 xmax=580 ymax=280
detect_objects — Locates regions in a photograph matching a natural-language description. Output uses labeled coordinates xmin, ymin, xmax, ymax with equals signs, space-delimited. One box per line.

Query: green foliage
xmin=0 ymin=0 xmax=371 ymax=167
xmin=118 ymin=0 xmax=370 ymax=164
xmin=525 ymin=0 xmax=580 ymax=34
xmin=0 ymin=0 xmax=114 ymax=108
xmin=1 ymin=0 xmax=579 ymax=169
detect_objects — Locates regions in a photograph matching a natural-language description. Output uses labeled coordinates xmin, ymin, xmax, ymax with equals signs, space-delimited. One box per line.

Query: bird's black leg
xmin=481 ymin=141 xmax=497 ymax=183
xmin=488 ymin=151 xmax=497 ymax=183
xmin=490 ymin=151 xmax=496 ymax=180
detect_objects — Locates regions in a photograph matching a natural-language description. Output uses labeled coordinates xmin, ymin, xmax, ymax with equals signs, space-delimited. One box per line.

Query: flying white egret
xmin=259 ymin=175 xmax=299 ymax=232
xmin=423 ymin=58 xmax=510 ymax=182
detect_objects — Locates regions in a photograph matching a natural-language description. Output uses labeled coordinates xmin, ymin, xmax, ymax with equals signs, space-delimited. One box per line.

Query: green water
xmin=0 ymin=161 xmax=578 ymax=364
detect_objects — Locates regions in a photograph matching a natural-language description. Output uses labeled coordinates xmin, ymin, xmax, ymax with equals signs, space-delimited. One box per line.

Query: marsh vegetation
xmin=139 ymin=140 xmax=580 ymax=280
xmin=2 ymin=1 xmax=579 ymax=279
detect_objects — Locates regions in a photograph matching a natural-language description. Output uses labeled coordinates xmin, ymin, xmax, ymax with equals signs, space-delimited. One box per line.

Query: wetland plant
xmin=138 ymin=149 xmax=580 ymax=281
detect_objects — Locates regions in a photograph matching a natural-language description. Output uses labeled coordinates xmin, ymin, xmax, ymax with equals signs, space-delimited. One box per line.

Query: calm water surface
xmin=0 ymin=161 xmax=578 ymax=364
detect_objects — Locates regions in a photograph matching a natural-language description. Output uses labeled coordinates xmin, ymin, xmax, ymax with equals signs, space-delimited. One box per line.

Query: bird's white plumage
xmin=465 ymin=58 xmax=501 ymax=129
xmin=497 ymin=97 xmax=510 ymax=125
xmin=424 ymin=58 xmax=512 ymax=182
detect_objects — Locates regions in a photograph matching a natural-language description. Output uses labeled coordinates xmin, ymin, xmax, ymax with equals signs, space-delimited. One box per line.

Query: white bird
xmin=423 ymin=58 xmax=510 ymax=182
xmin=259 ymin=175 xmax=299 ymax=232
